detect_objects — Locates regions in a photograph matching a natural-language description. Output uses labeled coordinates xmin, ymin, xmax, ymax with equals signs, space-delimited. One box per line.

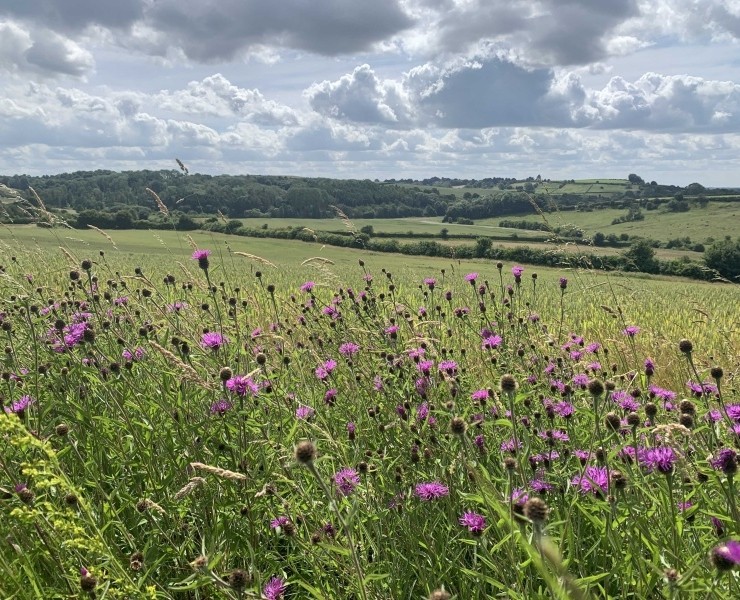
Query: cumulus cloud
xmin=0 ymin=20 xmax=94 ymax=77
xmin=304 ymin=56 xmax=740 ymax=133
xmin=306 ymin=64 xmax=412 ymax=125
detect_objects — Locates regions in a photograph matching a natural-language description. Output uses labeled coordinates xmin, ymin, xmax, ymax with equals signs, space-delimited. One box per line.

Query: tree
xmin=704 ymin=239 xmax=740 ymax=281
xmin=628 ymin=174 xmax=644 ymax=184
xmin=624 ymin=240 xmax=658 ymax=273
xmin=593 ymin=232 xmax=606 ymax=247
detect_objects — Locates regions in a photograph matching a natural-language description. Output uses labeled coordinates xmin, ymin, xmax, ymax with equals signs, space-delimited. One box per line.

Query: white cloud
xmin=0 ymin=20 xmax=94 ymax=77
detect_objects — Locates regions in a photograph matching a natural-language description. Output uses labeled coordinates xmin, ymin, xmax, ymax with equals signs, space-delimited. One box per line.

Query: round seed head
xmin=295 ymin=440 xmax=317 ymax=465
xmin=524 ymin=497 xmax=549 ymax=525
xmin=678 ymin=339 xmax=693 ymax=354
xmin=587 ymin=378 xmax=605 ymax=397
xmin=429 ymin=590 xmax=451 ymax=600
xmin=500 ymin=374 xmax=517 ymax=394
xmin=450 ymin=417 xmax=467 ymax=436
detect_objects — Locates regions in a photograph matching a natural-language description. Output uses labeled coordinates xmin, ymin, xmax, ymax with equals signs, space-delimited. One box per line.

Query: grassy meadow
xmin=1 ymin=224 xmax=739 ymax=599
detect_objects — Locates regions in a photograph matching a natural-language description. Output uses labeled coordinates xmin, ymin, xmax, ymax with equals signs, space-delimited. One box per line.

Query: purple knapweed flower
xmin=270 ymin=516 xmax=290 ymax=529
xmin=622 ymin=325 xmax=640 ymax=337
xmin=639 ymin=446 xmax=677 ymax=474
xmin=226 ymin=375 xmax=259 ymax=397
xmin=300 ymin=281 xmax=315 ymax=293
xmin=191 ymin=249 xmax=211 ymax=270
xmin=464 ymin=272 xmax=478 ymax=283
xmin=710 ymin=449 xmax=738 ymax=474
xmin=5 ymin=395 xmax=34 ymax=415
xmin=295 ymin=405 xmax=314 ymax=420
xmin=571 ymin=466 xmax=609 ymax=495
xmin=201 ymin=332 xmax=227 ymax=350
xmin=459 ymin=511 xmax=486 ymax=535
xmin=415 ymin=481 xmax=449 ymax=501
xmin=339 ymin=342 xmax=359 ymax=357
xmin=710 ymin=540 xmax=740 ymax=570
xmin=209 ymin=399 xmax=232 ymax=415
xmin=263 ymin=576 xmax=287 ymax=600
xmin=333 ymin=468 xmax=360 ymax=496
xmin=482 ymin=334 xmax=502 ymax=350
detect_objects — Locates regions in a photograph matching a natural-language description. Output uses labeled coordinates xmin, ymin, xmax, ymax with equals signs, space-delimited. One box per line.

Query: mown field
xmin=1 ymin=225 xmax=739 ymax=599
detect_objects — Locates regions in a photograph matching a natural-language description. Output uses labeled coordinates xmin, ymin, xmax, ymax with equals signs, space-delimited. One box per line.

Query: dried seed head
xmin=190 ymin=555 xmax=208 ymax=571
xmin=499 ymin=374 xmax=517 ymax=394
xmin=710 ymin=366 xmax=723 ymax=380
xmin=604 ymin=412 xmax=621 ymax=432
xmin=80 ymin=572 xmax=98 ymax=593
xmin=645 ymin=402 xmax=658 ymax=419
xmin=450 ymin=417 xmax=467 ymax=436
xmin=228 ymin=569 xmax=251 ymax=590
xmin=219 ymin=367 xmax=233 ymax=381
xmin=524 ymin=497 xmax=549 ymax=525
xmin=295 ymin=440 xmax=317 ymax=465
xmin=503 ymin=457 xmax=517 ymax=472
xmin=429 ymin=589 xmax=451 ymax=600
xmin=587 ymin=378 xmax=605 ymax=397
xmin=678 ymin=339 xmax=693 ymax=354
xmin=626 ymin=412 xmax=641 ymax=428
xmin=55 ymin=423 xmax=69 ymax=437
xmin=611 ymin=470 xmax=628 ymax=490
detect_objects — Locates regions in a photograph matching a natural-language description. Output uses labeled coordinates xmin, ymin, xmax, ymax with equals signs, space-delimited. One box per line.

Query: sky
xmin=1 ymin=1 xmax=740 ymax=186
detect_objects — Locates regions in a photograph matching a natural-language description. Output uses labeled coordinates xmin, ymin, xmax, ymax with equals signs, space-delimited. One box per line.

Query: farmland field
xmin=1 ymin=225 xmax=739 ymax=599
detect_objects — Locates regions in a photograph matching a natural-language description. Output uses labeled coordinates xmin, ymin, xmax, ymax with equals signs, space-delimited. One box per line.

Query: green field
xmin=1 ymin=224 xmax=739 ymax=599
xmin=486 ymin=201 xmax=740 ymax=242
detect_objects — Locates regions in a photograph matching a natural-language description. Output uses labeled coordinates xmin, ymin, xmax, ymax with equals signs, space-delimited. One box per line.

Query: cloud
xmin=305 ymin=56 xmax=740 ymax=133
xmin=581 ymin=73 xmax=740 ymax=131
xmin=0 ymin=20 xmax=94 ymax=77
xmin=146 ymin=0 xmax=413 ymax=60
xmin=306 ymin=64 xmax=412 ymax=125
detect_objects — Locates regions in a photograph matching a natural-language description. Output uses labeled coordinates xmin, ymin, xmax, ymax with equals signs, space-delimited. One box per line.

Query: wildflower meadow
xmin=0 ymin=234 xmax=738 ymax=599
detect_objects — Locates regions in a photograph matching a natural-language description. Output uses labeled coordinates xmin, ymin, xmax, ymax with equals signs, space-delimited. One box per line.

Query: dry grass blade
xmin=189 ymin=462 xmax=247 ymax=481
xmin=329 ymin=204 xmax=356 ymax=233
xmin=86 ymin=224 xmax=118 ymax=248
xmin=149 ymin=341 xmax=213 ymax=388
xmin=232 ymin=252 xmax=277 ymax=268
xmin=174 ymin=477 xmax=206 ymax=500
xmin=301 ymin=257 xmax=335 ymax=266
xmin=146 ymin=187 xmax=169 ymax=216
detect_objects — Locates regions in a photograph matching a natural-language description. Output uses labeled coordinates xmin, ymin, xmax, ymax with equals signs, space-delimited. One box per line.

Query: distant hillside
xmin=1 ymin=170 xmax=738 ymax=225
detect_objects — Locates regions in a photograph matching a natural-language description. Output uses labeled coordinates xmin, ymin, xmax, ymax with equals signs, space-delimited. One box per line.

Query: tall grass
xmin=1 ymin=237 xmax=738 ymax=599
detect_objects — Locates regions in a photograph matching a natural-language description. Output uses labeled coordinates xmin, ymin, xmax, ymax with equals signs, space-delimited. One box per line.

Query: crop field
xmin=484 ymin=202 xmax=739 ymax=243
xmin=1 ymin=225 xmax=739 ymax=599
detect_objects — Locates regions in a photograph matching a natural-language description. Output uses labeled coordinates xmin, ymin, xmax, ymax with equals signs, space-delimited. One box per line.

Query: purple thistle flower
xmin=649 ymin=385 xmax=676 ymax=402
xmin=710 ymin=449 xmax=738 ymax=474
xmin=481 ymin=334 xmax=502 ymax=350
xmin=295 ymin=405 xmax=314 ymax=420
xmin=423 ymin=277 xmax=437 ymax=287
xmin=263 ymin=576 xmax=287 ymax=600
xmin=324 ymin=388 xmax=338 ymax=405
xmin=639 ymin=446 xmax=677 ymax=474
xmin=512 ymin=266 xmax=524 ymax=278
xmin=167 ymin=301 xmax=188 ymax=312
xmin=471 ymin=389 xmax=490 ymax=402
xmin=553 ymin=401 xmax=575 ymax=418
xmin=438 ymin=360 xmax=458 ymax=374
xmin=270 ymin=516 xmax=290 ymax=529
xmin=191 ymin=249 xmax=211 ymax=270
xmin=459 ymin=511 xmax=486 ymax=534
xmin=622 ymin=325 xmax=640 ymax=337
xmin=300 ymin=281 xmax=315 ymax=293
xmin=200 ymin=332 xmax=227 ymax=350
xmin=384 ymin=324 xmax=399 ymax=336
xmin=209 ymin=399 xmax=232 ymax=415
xmin=571 ymin=466 xmax=609 ymax=495
xmin=333 ymin=468 xmax=360 ymax=496
xmin=415 ymin=481 xmax=449 ymax=501
xmin=530 ymin=478 xmax=555 ymax=493
xmin=5 ymin=395 xmax=34 ymax=415
xmin=710 ymin=540 xmax=740 ymax=570
xmin=226 ymin=375 xmax=260 ymax=397
xmin=572 ymin=373 xmax=589 ymax=387
xmin=339 ymin=342 xmax=359 ymax=357
xmin=585 ymin=342 xmax=601 ymax=353
xmin=559 ymin=277 xmax=568 ymax=289
xmin=511 ymin=488 xmax=529 ymax=505
xmin=726 ymin=404 xmax=740 ymax=422
xmin=464 ymin=272 xmax=478 ymax=283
